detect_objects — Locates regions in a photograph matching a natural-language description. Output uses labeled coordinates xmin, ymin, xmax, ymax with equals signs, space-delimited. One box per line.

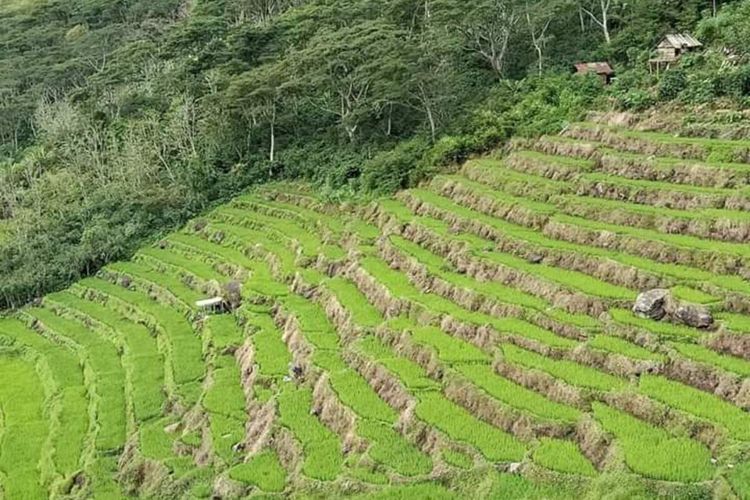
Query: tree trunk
xmin=420 ymin=87 xmax=437 ymax=142
xmin=536 ymin=45 xmax=543 ymax=75
xmin=269 ymin=103 xmax=276 ymax=163
xmin=601 ymin=0 xmax=610 ymax=44
xmin=385 ymin=103 xmax=393 ymax=136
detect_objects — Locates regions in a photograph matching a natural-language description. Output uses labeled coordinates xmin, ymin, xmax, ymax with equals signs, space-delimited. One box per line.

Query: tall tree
xmin=290 ymin=21 xmax=410 ymax=142
xmin=228 ymin=61 xmax=297 ymax=165
xmin=525 ymin=1 xmax=555 ymax=74
xmin=462 ymin=0 xmax=520 ymax=78
xmin=580 ymin=0 xmax=613 ymax=43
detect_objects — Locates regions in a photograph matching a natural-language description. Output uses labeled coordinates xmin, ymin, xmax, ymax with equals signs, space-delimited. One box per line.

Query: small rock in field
xmin=633 ymin=289 xmax=671 ymax=321
xmin=527 ymin=253 xmax=544 ymax=264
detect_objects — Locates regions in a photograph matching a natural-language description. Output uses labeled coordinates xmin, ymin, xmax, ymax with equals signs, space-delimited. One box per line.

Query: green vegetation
xmin=0 ymin=356 xmax=49 ymax=500
xmin=229 ymin=451 xmax=287 ymax=492
xmin=593 ymin=403 xmax=714 ymax=482
xmin=502 ymin=344 xmax=625 ymax=391
xmin=640 ymin=376 xmax=750 ymax=440
xmin=415 ymin=392 xmax=526 ymax=462
xmin=1 ymin=167 xmax=750 ymax=495
xmin=457 ymin=364 xmax=581 ymax=423
xmin=532 ymin=439 xmax=597 ymax=477
xmin=442 ymin=449 xmax=474 ymax=470
xmin=277 ymin=386 xmax=343 ymax=480
xmin=6 ymin=1 xmax=750 ymax=491
xmin=588 ymin=335 xmax=666 ymax=362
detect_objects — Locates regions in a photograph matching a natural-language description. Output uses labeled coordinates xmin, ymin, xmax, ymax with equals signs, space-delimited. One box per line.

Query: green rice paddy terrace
xmin=1 ymin=120 xmax=750 ymax=499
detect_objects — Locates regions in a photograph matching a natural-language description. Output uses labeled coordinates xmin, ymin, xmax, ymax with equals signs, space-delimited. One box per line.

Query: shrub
xmin=618 ymin=89 xmax=656 ymax=111
xmin=360 ymin=137 xmax=430 ymax=194
xmin=658 ymin=69 xmax=687 ymax=101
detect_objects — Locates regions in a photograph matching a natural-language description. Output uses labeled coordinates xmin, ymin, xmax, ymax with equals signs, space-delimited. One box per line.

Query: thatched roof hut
xmin=650 ymin=33 xmax=702 ymax=73
xmin=574 ymin=62 xmax=615 ymax=85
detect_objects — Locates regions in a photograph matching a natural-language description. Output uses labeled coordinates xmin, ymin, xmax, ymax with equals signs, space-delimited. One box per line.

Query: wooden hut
xmin=196 ymin=296 xmax=228 ymax=314
xmin=574 ymin=62 xmax=615 ymax=85
xmin=649 ymin=34 xmax=702 ymax=74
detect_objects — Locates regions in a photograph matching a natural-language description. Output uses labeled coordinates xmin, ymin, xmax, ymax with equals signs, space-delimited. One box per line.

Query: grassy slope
xmin=0 ymin=121 xmax=748 ymax=498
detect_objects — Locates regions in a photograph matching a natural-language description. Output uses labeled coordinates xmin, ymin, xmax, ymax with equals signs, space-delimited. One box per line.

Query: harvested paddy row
xmin=0 ymin=122 xmax=749 ymax=497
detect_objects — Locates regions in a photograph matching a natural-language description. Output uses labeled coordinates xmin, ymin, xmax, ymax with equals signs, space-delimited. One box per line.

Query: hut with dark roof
xmin=574 ymin=62 xmax=615 ymax=85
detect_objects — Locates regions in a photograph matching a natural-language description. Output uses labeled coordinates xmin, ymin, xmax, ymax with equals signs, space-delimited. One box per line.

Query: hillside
xmin=7 ymin=0 xmax=750 ymax=309
xmin=1 ymin=118 xmax=749 ymax=498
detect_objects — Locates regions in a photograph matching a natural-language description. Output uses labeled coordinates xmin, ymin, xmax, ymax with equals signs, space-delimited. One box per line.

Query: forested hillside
xmin=1 ymin=0 xmax=750 ymax=306
xmin=3 ymin=1 xmax=750 ymax=499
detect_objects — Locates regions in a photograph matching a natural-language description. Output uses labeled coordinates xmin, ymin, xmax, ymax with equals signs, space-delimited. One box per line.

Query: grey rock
xmin=527 ymin=253 xmax=544 ymax=264
xmin=674 ymin=303 xmax=714 ymax=329
xmin=508 ymin=462 xmax=523 ymax=474
xmin=633 ymin=289 xmax=671 ymax=321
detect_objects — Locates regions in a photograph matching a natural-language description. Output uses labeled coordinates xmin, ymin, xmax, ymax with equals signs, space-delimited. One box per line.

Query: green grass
xmin=326 ymin=277 xmax=384 ymax=328
xmin=79 ymin=278 xmax=204 ymax=398
xmin=671 ymin=342 xmax=750 ymax=377
xmin=203 ymin=354 xmax=245 ymax=462
xmin=728 ymin=460 xmax=750 ymax=500
xmin=0 ymin=318 xmax=89 ymax=478
xmin=28 ymin=303 xmax=128 ymax=453
xmin=355 ymin=482 xmax=458 ymax=499
xmin=0 ymin=356 xmax=49 ymax=500
xmin=532 ymin=438 xmax=596 ymax=476
xmin=42 ymin=297 xmax=165 ymax=422
xmin=389 ymin=235 xmax=599 ymax=328
xmin=457 ymin=364 xmax=581 ymax=423
xmin=277 ymin=386 xmax=343 ymax=481
xmin=349 ymin=466 xmax=390 ymax=484
xmin=7 ymin=141 xmax=750 ymax=498
xmin=670 ymin=285 xmax=720 ymax=305
xmin=442 ymin=449 xmax=473 ymax=469
xmin=137 ymin=246 xmax=224 ymax=282
xmin=415 ymin=392 xmax=526 ymax=462
xmin=208 ymin=222 xmax=298 ymax=278
xmin=718 ymin=312 xmax=750 ymax=334
xmin=639 ymin=375 xmax=750 ymax=440
xmin=404 ymin=187 xmax=637 ymax=301
xmin=106 ymin=260 xmax=203 ymax=306
xmin=502 ymin=344 xmax=626 ymax=391
xmin=588 ymin=335 xmax=666 ymax=362
xmin=593 ymin=402 xmax=714 ymax=482
xmin=140 ymin=418 xmax=176 ymax=460
xmin=245 ymin=313 xmax=291 ymax=378
xmin=580 ymin=171 xmax=738 ymax=195
xmin=387 ymin=317 xmax=490 ymax=363
xmin=315 ymin=351 xmax=397 ymax=422
xmin=609 ymin=308 xmax=701 ymax=340
xmin=361 ymin=255 xmax=577 ymax=349
xmin=356 ymin=336 xmax=438 ymax=390
xmin=421 ymin=174 xmax=750 ymax=300
xmin=205 ymin=315 xmax=244 ymax=351
xmin=229 ymin=451 xmax=287 ymax=492
xmin=357 ymin=420 xmax=433 ymax=476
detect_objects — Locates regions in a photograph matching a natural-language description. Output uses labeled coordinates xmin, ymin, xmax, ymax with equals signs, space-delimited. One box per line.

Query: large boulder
xmin=674 ymin=303 xmax=714 ymax=329
xmin=632 ymin=289 xmax=671 ymax=320
xmin=632 ymin=288 xmax=714 ymax=329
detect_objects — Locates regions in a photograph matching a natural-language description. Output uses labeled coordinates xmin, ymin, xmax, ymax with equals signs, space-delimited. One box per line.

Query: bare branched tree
xmin=580 ymin=0 xmax=612 ymax=43
xmin=526 ymin=2 xmax=553 ymax=75
xmin=228 ymin=0 xmax=303 ymax=25
xmin=462 ymin=1 xmax=520 ymax=78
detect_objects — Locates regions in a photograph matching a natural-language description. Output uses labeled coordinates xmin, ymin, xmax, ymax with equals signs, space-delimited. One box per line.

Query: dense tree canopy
xmin=0 ymin=0 xmax=748 ymax=307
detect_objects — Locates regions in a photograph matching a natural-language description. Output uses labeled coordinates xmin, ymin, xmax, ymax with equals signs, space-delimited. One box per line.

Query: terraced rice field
xmin=1 ymin=120 xmax=750 ymax=498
